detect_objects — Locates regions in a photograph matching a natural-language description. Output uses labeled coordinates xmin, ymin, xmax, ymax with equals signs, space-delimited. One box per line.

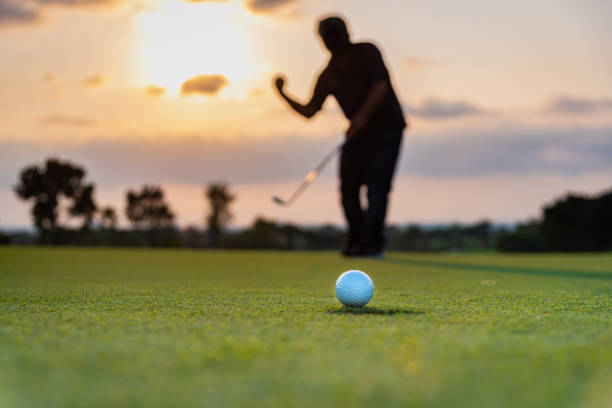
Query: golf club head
xmin=272 ymin=196 xmax=286 ymax=206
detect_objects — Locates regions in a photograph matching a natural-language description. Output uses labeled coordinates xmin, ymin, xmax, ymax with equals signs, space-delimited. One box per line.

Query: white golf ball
xmin=335 ymin=270 xmax=374 ymax=307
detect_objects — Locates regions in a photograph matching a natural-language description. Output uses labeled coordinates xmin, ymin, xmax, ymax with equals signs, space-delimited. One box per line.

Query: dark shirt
xmin=310 ymin=42 xmax=406 ymax=132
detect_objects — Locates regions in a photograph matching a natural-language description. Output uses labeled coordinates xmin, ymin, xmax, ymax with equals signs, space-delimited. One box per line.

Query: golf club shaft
xmin=283 ymin=140 xmax=345 ymax=205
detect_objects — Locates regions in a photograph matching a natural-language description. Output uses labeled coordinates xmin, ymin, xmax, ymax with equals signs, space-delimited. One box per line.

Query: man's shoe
xmin=359 ymin=245 xmax=385 ymax=259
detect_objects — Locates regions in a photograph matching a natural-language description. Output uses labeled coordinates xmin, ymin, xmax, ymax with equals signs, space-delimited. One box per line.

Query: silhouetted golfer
xmin=274 ymin=16 xmax=407 ymax=257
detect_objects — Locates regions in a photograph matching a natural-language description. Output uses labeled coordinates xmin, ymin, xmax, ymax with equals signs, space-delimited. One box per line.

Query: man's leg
xmin=340 ymin=141 xmax=366 ymax=255
xmin=363 ymin=130 xmax=403 ymax=253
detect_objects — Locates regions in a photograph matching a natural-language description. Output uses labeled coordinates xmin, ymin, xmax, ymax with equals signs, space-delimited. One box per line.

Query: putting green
xmin=1 ymin=247 xmax=611 ymax=407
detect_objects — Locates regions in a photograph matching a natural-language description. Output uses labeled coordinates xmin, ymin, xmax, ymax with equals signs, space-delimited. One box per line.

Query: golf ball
xmin=335 ymin=270 xmax=374 ymax=307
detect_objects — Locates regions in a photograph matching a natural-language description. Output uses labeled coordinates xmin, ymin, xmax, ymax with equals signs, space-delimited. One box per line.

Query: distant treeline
xmin=497 ymin=189 xmax=612 ymax=252
xmin=1 ymin=218 xmax=499 ymax=252
xmin=3 ymin=157 xmax=611 ymax=252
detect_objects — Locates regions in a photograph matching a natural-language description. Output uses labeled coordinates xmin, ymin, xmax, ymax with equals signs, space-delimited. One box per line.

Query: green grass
xmin=1 ymin=247 xmax=611 ymax=408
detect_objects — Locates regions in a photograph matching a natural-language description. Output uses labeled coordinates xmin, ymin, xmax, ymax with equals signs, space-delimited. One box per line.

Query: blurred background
xmin=0 ymin=0 xmax=610 ymax=251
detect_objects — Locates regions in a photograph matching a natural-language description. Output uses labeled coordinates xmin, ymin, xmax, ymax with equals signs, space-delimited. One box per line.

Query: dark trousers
xmin=340 ymin=129 xmax=403 ymax=250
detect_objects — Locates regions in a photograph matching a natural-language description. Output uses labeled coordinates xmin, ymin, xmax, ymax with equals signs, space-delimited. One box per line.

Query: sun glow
xmin=134 ymin=1 xmax=253 ymax=96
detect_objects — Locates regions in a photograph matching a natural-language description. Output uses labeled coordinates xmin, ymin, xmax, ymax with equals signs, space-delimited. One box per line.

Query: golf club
xmin=272 ymin=140 xmax=346 ymax=207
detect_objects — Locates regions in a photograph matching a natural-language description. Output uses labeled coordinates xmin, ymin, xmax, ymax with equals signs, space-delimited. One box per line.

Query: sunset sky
xmin=1 ymin=0 xmax=611 ymax=229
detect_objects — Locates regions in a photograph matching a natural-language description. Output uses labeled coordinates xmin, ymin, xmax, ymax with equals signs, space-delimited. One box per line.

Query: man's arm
xmin=346 ymin=79 xmax=388 ymax=139
xmin=274 ymin=76 xmax=327 ymax=119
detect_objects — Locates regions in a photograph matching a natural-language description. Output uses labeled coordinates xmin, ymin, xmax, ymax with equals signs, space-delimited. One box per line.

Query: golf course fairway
xmin=1 ymin=247 xmax=611 ymax=407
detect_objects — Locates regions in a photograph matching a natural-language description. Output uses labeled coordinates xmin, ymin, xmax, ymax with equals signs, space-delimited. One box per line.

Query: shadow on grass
xmin=327 ymin=306 xmax=424 ymax=315
xmin=385 ymin=258 xmax=612 ymax=281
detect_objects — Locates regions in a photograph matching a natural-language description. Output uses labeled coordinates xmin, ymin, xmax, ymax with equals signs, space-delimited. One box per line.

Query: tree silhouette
xmin=541 ymin=190 xmax=612 ymax=251
xmin=541 ymin=194 xmax=591 ymax=251
xmin=69 ymin=183 xmax=97 ymax=229
xmin=125 ymin=185 xmax=174 ymax=230
xmin=100 ymin=206 xmax=118 ymax=229
xmin=498 ymin=188 xmax=612 ymax=252
xmin=205 ymin=182 xmax=234 ymax=247
xmin=14 ymin=158 xmax=96 ymax=235
xmin=591 ymin=190 xmax=612 ymax=249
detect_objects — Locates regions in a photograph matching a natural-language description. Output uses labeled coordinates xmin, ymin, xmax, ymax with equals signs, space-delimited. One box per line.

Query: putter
xmin=272 ymin=140 xmax=346 ymax=207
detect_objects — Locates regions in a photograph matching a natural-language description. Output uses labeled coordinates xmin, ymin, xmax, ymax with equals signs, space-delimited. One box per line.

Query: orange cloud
xmin=245 ymin=0 xmax=297 ymax=13
xmin=37 ymin=0 xmax=122 ymax=7
xmin=82 ymin=74 xmax=106 ymax=87
xmin=38 ymin=114 xmax=96 ymax=127
xmin=181 ymin=75 xmax=228 ymax=96
xmin=146 ymin=85 xmax=166 ymax=97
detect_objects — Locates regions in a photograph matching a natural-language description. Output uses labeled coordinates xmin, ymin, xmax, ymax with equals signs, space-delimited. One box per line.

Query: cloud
xmin=0 ymin=1 xmax=39 ymax=26
xmin=37 ymin=114 xmax=96 ymax=127
xmin=82 ymin=74 xmax=106 ymax=87
xmin=3 ymin=123 xmax=611 ymax=193
xmin=36 ymin=0 xmax=121 ymax=7
xmin=404 ymin=57 xmax=440 ymax=71
xmin=546 ymin=96 xmax=612 ymax=115
xmin=401 ymin=124 xmax=612 ymax=176
xmin=245 ymin=0 xmax=297 ymax=13
xmin=181 ymin=75 xmax=228 ymax=96
xmin=536 ymin=146 xmax=595 ymax=166
xmin=0 ymin=0 xmax=120 ymax=27
xmin=146 ymin=85 xmax=166 ymax=97
xmin=0 ymin=135 xmax=336 ymax=188
xmin=407 ymin=98 xmax=492 ymax=119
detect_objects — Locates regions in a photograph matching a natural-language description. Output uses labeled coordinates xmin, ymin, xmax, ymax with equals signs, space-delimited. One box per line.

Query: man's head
xmin=318 ymin=16 xmax=350 ymax=54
